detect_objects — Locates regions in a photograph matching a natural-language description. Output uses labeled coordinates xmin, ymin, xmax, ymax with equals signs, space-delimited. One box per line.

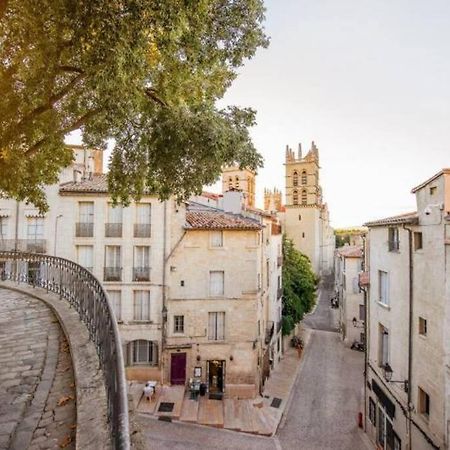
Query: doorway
xmin=207 ymin=360 xmax=224 ymax=393
xmin=170 ymin=353 xmax=186 ymax=385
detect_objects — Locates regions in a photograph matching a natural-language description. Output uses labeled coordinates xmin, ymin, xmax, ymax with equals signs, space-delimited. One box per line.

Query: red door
xmin=170 ymin=353 xmax=186 ymax=385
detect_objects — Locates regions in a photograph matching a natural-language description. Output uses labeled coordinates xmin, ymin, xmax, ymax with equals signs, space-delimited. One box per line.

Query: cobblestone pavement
xmin=0 ymin=289 xmax=76 ymax=450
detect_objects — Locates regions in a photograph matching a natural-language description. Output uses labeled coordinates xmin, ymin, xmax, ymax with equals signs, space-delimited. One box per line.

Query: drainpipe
xmin=14 ymin=201 xmax=19 ymax=251
xmin=403 ymin=224 xmax=414 ymax=450
xmin=360 ymin=233 xmax=368 ymax=432
xmin=161 ymin=201 xmax=168 ymax=384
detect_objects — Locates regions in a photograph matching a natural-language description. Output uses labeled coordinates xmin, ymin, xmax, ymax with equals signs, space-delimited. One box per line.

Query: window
xmin=379 ymin=271 xmax=389 ymax=306
xmin=107 ymin=290 xmax=121 ymax=321
xmin=301 ymin=170 xmax=307 ymax=185
xmin=430 ymin=186 xmax=437 ymax=195
xmin=293 ymin=171 xmax=298 ymax=187
xmin=376 ymin=405 xmax=398 ymax=449
xmin=77 ymin=202 xmax=94 ymax=237
xmin=301 ymin=190 xmax=307 ymax=205
xmin=352 ymin=277 xmax=359 ymax=294
xmin=27 ymin=217 xmax=44 ymax=240
xmin=235 ymin=175 xmax=240 ymax=189
xmin=106 ymin=204 xmax=123 ymax=237
xmin=388 ymin=227 xmax=399 ymax=251
xmin=208 ymin=312 xmax=225 ymax=340
xmin=379 ymin=325 xmax=389 ymax=367
xmin=174 ymin=315 xmax=184 ymax=333
xmin=419 ymin=317 xmax=427 ymax=336
xmin=104 ymin=246 xmax=121 ymax=281
xmin=133 ymin=290 xmax=151 ymax=321
xmin=359 ymin=304 xmax=365 ymax=321
xmin=298 ymin=215 xmax=301 ymax=221
xmin=266 ymin=260 xmax=270 ymax=287
xmin=134 ymin=203 xmax=151 ymax=237
xmin=369 ymin=397 xmax=376 ymax=425
xmin=77 ymin=245 xmax=93 ymax=272
xmin=414 ymin=232 xmax=423 ymax=250
xmin=302 ymin=232 xmax=305 ymax=238
xmin=133 ymin=246 xmax=150 ymax=281
xmin=211 ymin=231 xmax=223 ymax=247
xmin=418 ymin=387 xmax=430 ymax=417
xmin=0 ymin=217 xmax=8 ymax=239
xmin=293 ymin=190 xmax=298 ymax=205
xmin=129 ymin=340 xmax=158 ymax=365
xmin=209 ymin=271 xmax=224 ymax=296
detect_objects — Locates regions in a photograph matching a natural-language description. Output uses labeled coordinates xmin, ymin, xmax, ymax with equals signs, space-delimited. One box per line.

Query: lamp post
xmin=54 ymin=214 xmax=63 ymax=256
xmin=383 ymin=363 xmax=409 ymax=393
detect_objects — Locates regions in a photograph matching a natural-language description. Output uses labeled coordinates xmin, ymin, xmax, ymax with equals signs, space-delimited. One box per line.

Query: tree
xmin=0 ymin=0 xmax=268 ymax=210
xmin=282 ymin=235 xmax=318 ymax=336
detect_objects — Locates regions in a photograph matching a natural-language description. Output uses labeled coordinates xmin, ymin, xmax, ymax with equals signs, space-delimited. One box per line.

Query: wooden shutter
xmin=208 ymin=313 xmax=215 ymax=340
xmin=217 ymin=312 xmax=225 ymax=340
xmin=210 ymin=271 xmax=224 ymax=296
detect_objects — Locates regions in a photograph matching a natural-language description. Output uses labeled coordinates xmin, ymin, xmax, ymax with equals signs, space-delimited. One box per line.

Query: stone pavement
xmin=0 ymin=289 xmax=76 ymax=450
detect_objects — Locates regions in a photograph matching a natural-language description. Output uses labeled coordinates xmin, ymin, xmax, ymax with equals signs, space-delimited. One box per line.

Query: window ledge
xmin=129 ymin=320 xmax=153 ymax=325
xmin=418 ymin=334 xmax=428 ymax=340
xmin=377 ymin=301 xmax=391 ymax=311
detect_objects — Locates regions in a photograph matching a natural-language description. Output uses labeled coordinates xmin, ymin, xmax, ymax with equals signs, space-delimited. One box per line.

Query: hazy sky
xmin=68 ymin=0 xmax=449 ymax=228
xmin=216 ymin=0 xmax=450 ymax=227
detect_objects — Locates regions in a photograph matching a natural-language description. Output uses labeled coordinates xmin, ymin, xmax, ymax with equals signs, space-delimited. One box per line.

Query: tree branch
xmin=145 ymin=88 xmax=167 ymax=107
xmin=25 ymin=107 xmax=103 ymax=157
xmin=58 ymin=65 xmax=84 ymax=74
xmin=0 ymin=0 xmax=9 ymax=21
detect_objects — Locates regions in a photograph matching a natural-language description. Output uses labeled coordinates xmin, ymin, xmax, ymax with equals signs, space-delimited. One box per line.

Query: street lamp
xmin=383 ymin=363 xmax=409 ymax=393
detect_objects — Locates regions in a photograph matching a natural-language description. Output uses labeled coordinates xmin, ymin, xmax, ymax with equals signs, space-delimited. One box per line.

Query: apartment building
xmin=334 ymin=245 xmax=365 ymax=346
xmin=364 ymin=169 xmax=450 ymax=450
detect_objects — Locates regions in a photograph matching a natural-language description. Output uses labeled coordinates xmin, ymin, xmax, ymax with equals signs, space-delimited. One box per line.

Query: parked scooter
xmin=350 ymin=341 xmax=365 ymax=352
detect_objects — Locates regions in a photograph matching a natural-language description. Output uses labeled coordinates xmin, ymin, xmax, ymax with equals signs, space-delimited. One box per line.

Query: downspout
xmin=361 ymin=233 xmax=368 ymax=432
xmin=403 ymin=224 xmax=414 ymax=450
xmin=14 ymin=201 xmax=19 ymax=251
xmin=161 ymin=201 xmax=168 ymax=384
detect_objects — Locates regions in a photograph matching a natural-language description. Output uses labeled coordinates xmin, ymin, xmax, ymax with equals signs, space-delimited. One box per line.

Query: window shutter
xmin=217 ymin=312 xmax=225 ymax=340
xmin=134 ymin=293 xmax=141 ymax=320
xmin=208 ymin=313 xmax=215 ymax=339
xmin=210 ymin=271 xmax=224 ymax=296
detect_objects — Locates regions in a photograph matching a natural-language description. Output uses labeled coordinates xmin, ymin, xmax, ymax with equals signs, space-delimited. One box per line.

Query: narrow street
xmin=277 ymin=279 xmax=369 ymax=450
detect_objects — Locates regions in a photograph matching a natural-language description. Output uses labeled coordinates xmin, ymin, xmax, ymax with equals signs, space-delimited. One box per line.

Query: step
xmin=197 ymin=397 xmax=224 ymax=428
xmin=179 ymin=394 xmax=200 ymax=423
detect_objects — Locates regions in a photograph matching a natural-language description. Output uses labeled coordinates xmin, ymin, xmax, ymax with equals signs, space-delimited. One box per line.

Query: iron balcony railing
xmin=0 ymin=251 xmax=129 ymax=449
xmin=133 ymin=224 xmax=151 ymax=238
xmin=76 ymin=222 xmax=94 ymax=238
xmin=104 ymin=267 xmax=122 ymax=282
xmin=105 ymin=223 xmax=123 ymax=238
xmin=265 ymin=321 xmax=274 ymax=345
xmin=0 ymin=239 xmax=47 ymax=253
xmin=132 ymin=267 xmax=150 ymax=282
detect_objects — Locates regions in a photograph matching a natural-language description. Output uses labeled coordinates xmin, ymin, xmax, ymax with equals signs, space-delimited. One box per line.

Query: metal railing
xmin=0 ymin=239 xmax=47 ymax=253
xmin=0 ymin=251 xmax=129 ymax=449
xmin=133 ymin=224 xmax=151 ymax=238
xmin=132 ymin=267 xmax=150 ymax=282
xmin=105 ymin=223 xmax=123 ymax=238
xmin=104 ymin=267 xmax=122 ymax=282
xmin=76 ymin=222 xmax=94 ymax=237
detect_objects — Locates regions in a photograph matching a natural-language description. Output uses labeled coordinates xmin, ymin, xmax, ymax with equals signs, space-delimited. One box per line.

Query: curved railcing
xmin=0 ymin=251 xmax=130 ymax=450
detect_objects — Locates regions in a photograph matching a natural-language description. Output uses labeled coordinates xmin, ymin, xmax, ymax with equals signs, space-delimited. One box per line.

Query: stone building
xmin=221 ymin=166 xmax=256 ymax=208
xmin=363 ymin=168 xmax=450 ymax=450
xmin=283 ymin=141 xmax=334 ymax=275
xmin=334 ymin=245 xmax=365 ymax=346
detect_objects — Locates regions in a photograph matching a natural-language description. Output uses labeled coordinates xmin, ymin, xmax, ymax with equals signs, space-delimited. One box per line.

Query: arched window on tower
xmin=293 ymin=171 xmax=298 ymax=187
xmin=293 ymin=190 xmax=298 ymax=205
xmin=228 ymin=177 xmax=233 ymax=189
xmin=301 ymin=190 xmax=307 ymax=205
xmin=301 ymin=170 xmax=307 ymax=185
xmin=235 ymin=175 xmax=240 ymax=189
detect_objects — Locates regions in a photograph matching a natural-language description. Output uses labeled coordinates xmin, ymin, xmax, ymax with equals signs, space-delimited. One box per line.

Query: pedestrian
xmin=143 ymin=382 xmax=154 ymax=402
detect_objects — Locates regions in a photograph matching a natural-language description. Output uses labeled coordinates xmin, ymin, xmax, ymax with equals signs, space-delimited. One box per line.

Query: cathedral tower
xmin=221 ymin=166 xmax=256 ymax=208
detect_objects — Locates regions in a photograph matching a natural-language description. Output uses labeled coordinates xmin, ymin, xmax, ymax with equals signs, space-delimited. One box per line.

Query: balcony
xmin=133 ymin=267 xmax=150 ymax=282
xmin=134 ymin=224 xmax=151 ymax=238
xmin=104 ymin=267 xmax=122 ymax=282
xmin=0 ymin=239 xmax=47 ymax=253
xmin=277 ymin=256 xmax=283 ymax=267
xmin=265 ymin=321 xmax=274 ymax=345
xmin=105 ymin=223 xmax=122 ymax=238
xmin=76 ymin=222 xmax=94 ymax=238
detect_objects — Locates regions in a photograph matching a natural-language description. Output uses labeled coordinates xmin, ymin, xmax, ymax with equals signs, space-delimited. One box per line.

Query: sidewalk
xmin=131 ymin=328 xmax=310 ymax=437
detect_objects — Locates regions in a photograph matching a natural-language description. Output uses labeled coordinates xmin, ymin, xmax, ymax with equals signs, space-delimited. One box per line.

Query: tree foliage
xmin=0 ymin=0 xmax=268 ymax=210
xmin=282 ymin=235 xmax=318 ymax=336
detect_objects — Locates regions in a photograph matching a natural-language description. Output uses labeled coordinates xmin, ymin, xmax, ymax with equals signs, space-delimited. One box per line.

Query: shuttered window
xmin=128 ymin=340 xmax=158 ymax=365
xmin=77 ymin=245 xmax=93 ymax=271
xmin=134 ymin=246 xmax=150 ymax=267
xmin=136 ymin=203 xmax=151 ymax=224
xmin=208 ymin=312 xmax=225 ymax=340
xmin=133 ymin=290 xmax=150 ymax=321
xmin=79 ymin=202 xmax=94 ymax=223
xmin=210 ymin=231 xmax=223 ymax=247
xmin=209 ymin=271 xmax=224 ymax=296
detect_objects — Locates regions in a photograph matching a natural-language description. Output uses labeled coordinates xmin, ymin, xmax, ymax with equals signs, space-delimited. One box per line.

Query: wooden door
xmin=170 ymin=353 xmax=186 ymax=385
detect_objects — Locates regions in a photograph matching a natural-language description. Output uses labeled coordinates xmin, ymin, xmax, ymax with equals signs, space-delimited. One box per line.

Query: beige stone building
xmin=334 ymin=245 xmax=365 ymax=346
xmin=283 ymin=141 xmax=334 ymax=275
xmin=364 ymin=169 xmax=450 ymax=450
xmin=221 ymin=166 xmax=256 ymax=208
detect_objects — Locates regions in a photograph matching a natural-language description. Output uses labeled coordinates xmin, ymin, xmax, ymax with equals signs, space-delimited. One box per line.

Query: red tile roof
xmin=186 ymin=210 xmax=262 ymax=230
xmin=201 ymin=191 xmax=222 ymax=200
xmin=60 ymin=174 xmax=109 ymax=193
xmin=336 ymin=245 xmax=363 ymax=258
xmin=364 ymin=212 xmax=418 ymax=227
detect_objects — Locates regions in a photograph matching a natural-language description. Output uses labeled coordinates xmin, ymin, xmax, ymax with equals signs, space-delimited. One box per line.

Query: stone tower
xmin=221 ymin=166 xmax=256 ymax=208
xmin=284 ymin=141 xmax=324 ymax=274
xmin=264 ymin=188 xmax=282 ymax=213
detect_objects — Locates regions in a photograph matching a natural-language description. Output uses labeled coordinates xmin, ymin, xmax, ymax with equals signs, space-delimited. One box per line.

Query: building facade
xmin=364 ymin=169 xmax=450 ymax=450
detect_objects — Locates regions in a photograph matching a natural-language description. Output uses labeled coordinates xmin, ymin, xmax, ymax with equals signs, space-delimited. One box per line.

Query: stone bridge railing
xmin=0 ymin=251 xmax=130 ymax=450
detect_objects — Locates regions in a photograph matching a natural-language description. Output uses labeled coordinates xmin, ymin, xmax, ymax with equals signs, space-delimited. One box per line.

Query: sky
xmin=215 ymin=0 xmax=450 ymax=227
xmin=68 ymin=0 xmax=450 ymax=228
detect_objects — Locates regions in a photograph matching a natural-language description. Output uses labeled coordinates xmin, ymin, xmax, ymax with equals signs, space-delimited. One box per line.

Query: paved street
xmin=134 ymin=280 xmax=368 ymax=450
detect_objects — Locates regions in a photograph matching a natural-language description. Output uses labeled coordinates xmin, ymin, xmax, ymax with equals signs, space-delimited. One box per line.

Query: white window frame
xmin=209 ymin=270 xmax=224 ymax=297
xmin=210 ymin=230 xmax=224 ymax=248
xmin=133 ymin=290 xmax=151 ymax=321
xmin=174 ymin=315 xmax=184 ymax=334
xmin=130 ymin=340 xmax=158 ymax=366
xmin=79 ymin=201 xmax=94 ymax=223
xmin=107 ymin=290 xmax=122 ymax=321
xmin=77 ymin=245 xmax=94 ymax=272
xmin=107 ymin=203 xmax=123 ymax=224
xmin=27 ymin=217 xmax=44 ymax=240
xmin=378 ymin=271 xmax=389 ymax=306
xmin=208 ymin=312 xmax=225 ymax=341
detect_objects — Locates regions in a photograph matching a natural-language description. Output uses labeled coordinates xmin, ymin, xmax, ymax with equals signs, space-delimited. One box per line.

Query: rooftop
xmin=411 ymin=168 xmax=450 ymax=193
xmin=185 ymin=210 xmax=262 ymax=231
xmin=364 ymin=211 xmax=418 ymax=228
xmin=60 ymin=174 xmax=109 ymax=194
xmin=336 ymin=245 xmax=363 ymax=258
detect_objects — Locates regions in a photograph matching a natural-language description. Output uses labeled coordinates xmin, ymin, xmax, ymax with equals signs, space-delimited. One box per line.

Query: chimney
xmin=298 ymin=142 xmax=302 ymax=160
xmin=223 ymin=190 xmax=244 ymax=215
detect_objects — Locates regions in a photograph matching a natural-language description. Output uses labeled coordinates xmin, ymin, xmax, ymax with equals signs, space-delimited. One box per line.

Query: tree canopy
xmin=282 ymin=235 xmax=318 ymax=336
xmin=0 ymin=0 xmax=268 ymax=210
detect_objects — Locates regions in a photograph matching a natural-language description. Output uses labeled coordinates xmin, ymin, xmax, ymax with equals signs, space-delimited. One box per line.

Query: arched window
xmin=301 ymin=170 xmax=307 ymax=185
xmin=293 ymin=190 xmax=298 ymax=205
xmin=301 ymin=190 xmax=307 ymax=205
xmin=235 ymin=175 xmax=240 ymax=189
xmin=228 ymin=177 xmax=233 ymax=189
xmin=293 ymin=171 xmax=298 ymax=187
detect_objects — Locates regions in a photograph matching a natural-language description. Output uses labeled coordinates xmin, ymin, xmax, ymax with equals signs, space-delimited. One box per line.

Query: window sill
xmin=208 ymin=246 xmax=227 ymax=251
xmin=377 ymin=301 xmax=390 ymax=311
xmin=418 ymin=333 xmax=428 ymax=340
xmin=129 ymin=320 xmax=153 ymax=324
